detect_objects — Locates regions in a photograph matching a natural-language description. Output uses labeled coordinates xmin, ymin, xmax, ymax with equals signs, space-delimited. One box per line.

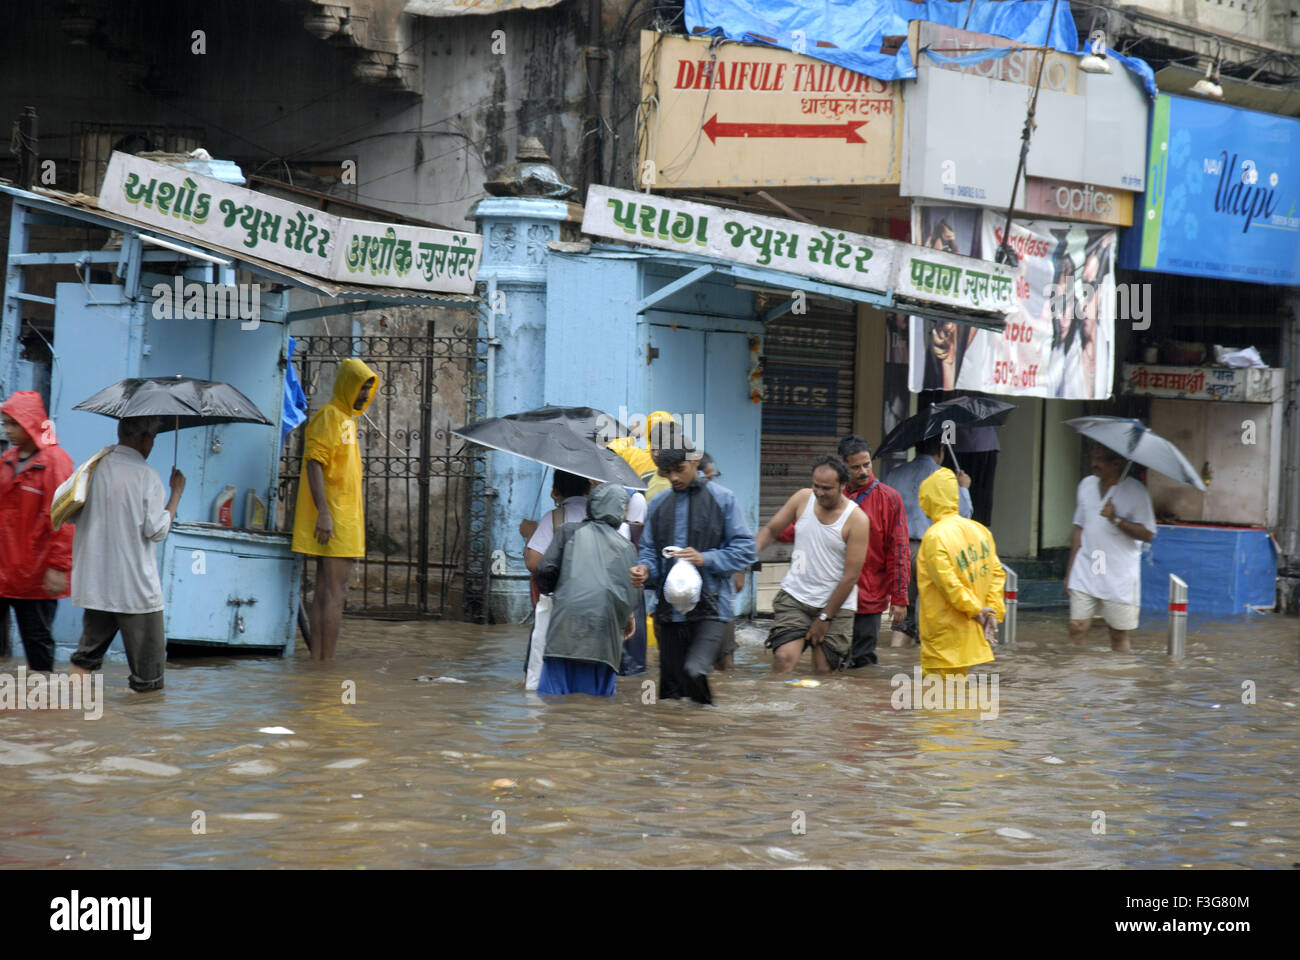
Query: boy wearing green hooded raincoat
xmin=292 ymin=358 xmax=379 ymax=659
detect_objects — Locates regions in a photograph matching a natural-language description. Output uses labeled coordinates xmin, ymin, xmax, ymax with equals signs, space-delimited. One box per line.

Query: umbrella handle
xmin=173 ymin=416 xmax=179 ymax=473
xmin=1099 ymin=459 xmax=1132 ymax=512
xmin=944 ymin=441 xmax=962 ymax=476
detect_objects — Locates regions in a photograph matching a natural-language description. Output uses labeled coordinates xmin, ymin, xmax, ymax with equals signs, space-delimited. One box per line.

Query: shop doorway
xmin=279 ymin=318 xmax=491 ymax=622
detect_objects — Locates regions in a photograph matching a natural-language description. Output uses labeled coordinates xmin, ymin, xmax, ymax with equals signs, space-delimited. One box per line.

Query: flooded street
xmin=2 ymin=612 xmax=1297 ymax=869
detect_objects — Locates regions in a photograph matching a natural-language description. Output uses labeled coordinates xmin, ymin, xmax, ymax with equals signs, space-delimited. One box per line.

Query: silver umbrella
xmin=1064 ymin=416 xmax=1207 ymax=500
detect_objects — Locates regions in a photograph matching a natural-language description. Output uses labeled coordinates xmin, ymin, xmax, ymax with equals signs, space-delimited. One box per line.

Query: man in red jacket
xmin=836 ymin=435 xmax=910 ymax=667
xmin=0 ymin=391 xmax=74 ymax=670
xmin=774 ymin=435 xmax=910 ymax=667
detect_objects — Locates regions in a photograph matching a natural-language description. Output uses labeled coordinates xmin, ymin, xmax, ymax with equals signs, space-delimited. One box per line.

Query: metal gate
xmin=277 ymin=317 xmax=491 ymax=622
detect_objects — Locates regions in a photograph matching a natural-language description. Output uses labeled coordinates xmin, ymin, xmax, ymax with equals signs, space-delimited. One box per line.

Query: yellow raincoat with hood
xmin=291 ymin=358 xmax=379 ymax=558
xmin=916 ymin=468 xmax=1005 ymax=673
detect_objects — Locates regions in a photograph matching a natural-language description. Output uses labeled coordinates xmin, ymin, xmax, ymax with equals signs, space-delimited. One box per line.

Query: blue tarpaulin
xmin=1140 ymin=525 xmax=1276 ymax=618
xmin=684 ymin=0 xmax=1079 ymax=82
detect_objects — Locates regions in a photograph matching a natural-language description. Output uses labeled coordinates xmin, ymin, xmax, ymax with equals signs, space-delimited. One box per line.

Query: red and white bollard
xmin=1000 ymin=565 xmax=1017 ymax=646
xmin=1168 ymin=574 xmax=1187 ymax=659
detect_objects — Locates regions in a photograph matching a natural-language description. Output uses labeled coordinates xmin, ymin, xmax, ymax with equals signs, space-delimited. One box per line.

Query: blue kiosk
xmin=0 ymin=177 xmax=480 ymax=654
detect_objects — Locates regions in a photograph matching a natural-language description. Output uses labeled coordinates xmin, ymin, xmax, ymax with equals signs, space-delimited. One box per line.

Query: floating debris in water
xmin=324 ymin=758 xmax=369 ymax=770
xmin=766 ymin=847 xmax=804 ymax=862
xmin=414 ymin=676 xmax=468 ymax=684
xmin=534 ymin=777 xmax=555 ymax=788
xmin=258 ymin=726 xmax=294 ymax=735
xmin=1042 ymin=756 xmax=1066 ymax=765
xmin=995 ymin=827 xmax=1035 ymax=840
xmin=491 ymin=778 xmax=517 ymax=789
xmin=229 ymin=759 xmax=276 ymax=776
xmin=785 ymin=679 xmax=821 ymax=688
xmin=1229 ymin=821 xmax=1248 ymax=827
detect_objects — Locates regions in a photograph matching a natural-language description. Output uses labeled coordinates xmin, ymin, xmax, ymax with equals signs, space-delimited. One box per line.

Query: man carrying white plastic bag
xmin=630 ymin=423 xmax=755 ymax=705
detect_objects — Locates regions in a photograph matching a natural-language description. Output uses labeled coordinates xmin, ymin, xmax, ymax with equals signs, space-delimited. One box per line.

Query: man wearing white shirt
xmin=1065 ymin=444 xmax=1156 ymax=653
xmin=69 ymin=416 xmax=185 ymax=691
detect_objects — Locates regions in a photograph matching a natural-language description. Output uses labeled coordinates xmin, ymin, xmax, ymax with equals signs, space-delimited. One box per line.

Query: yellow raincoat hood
xmin=919 ymin=468 xmax=960 ymax=523
xmin=331 ymin=357 xmax=379 ymax=418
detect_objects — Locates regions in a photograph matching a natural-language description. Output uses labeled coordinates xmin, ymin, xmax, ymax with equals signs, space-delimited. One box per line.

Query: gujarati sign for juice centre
xmin=639 ymin=31 xmax=901 ymax=189
xmin=98 ymin=152 xmax=482 ymax=294
xmin=582 ymin=185 xmax=1015 ymax=322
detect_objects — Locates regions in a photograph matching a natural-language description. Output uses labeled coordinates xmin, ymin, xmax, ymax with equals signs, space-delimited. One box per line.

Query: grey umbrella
xmin=452 ymin=416 xmax=647 ymax=490
xmin=1064 ymin=415 xmax=1207 ymax=496
xmin=74 ymin=375 xmax=273 ymax=469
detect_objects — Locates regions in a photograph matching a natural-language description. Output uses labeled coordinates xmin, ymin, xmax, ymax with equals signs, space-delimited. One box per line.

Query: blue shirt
xmin=637 ymin=480 xmax=756 ymax=623
xmin=883 ymin=456 xmax=972 ymax=540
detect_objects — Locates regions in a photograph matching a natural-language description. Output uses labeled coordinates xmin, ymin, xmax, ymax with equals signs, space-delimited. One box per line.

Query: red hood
xmin=1 ymin=391 xmax=54 ymax=450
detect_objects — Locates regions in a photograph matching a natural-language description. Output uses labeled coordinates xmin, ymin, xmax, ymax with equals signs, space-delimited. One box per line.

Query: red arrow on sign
xmin=702 ymin=114 xmax=867 ymax=145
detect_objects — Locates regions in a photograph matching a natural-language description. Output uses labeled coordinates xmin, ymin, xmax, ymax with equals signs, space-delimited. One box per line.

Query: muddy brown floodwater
xmin=1 ymin=611 xmax=1297 ymax=869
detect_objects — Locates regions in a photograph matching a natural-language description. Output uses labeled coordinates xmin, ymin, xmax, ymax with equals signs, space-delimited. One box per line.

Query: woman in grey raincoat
xmin=534 ymin=483 xmax=640 ymax=696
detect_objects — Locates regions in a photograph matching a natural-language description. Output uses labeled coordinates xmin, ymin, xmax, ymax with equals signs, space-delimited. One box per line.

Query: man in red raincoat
xmin=0 ymin=391 xmax=74 ymax=670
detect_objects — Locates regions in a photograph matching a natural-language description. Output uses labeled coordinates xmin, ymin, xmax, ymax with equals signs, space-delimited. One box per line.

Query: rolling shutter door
xmin=760 ymin=306 xmax=857 ymax=521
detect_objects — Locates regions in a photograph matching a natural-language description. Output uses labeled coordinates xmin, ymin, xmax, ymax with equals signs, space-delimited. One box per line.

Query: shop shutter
xmin=759 ymin=306 xmax=858 ymax=522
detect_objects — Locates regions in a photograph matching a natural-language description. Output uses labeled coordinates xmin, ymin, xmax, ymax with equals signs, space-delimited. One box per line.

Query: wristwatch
xmin=817 ymin=612 xmax=831 ymax=622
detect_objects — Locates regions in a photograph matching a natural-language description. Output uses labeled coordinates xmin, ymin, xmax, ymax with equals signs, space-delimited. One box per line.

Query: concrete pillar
xmin=472 ymin=194 xmax=578 ymax=623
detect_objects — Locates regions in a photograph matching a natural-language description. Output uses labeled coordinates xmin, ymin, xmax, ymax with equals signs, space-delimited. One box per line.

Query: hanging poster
xmin=908 ymin=205 xmax=1116 ymax=399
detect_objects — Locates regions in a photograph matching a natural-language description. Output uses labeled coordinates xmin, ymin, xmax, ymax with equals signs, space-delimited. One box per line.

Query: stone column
xmin=472 ymin=139 xmax=581 ymax=623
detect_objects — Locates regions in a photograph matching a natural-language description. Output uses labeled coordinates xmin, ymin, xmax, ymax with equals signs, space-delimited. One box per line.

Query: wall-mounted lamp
xmin=1192 ymin=45 xmax=1224 ymax=99
xmin=1079 ymin=29 xmax=1111 ymax=75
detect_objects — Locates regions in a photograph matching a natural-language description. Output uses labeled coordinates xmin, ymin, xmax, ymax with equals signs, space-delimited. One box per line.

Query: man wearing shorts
xmin=1065 ymin=443 xmax=1156 ymax=653
xmin=755 ymin=457 xmax=869 ymax=674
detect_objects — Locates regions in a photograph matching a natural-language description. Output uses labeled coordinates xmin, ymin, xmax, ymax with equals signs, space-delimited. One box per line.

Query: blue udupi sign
xmin=1123 ymin=94 xmax=1300 ymax=284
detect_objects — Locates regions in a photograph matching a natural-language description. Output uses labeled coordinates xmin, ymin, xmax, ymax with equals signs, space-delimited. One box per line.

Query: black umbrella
xmin=452 ymin=415 xmax=647 ymax=490
xmin=875 ymin=395 xmax=1016 ymax=471
xmin=74 ymin=375 xmax=274 ymax=468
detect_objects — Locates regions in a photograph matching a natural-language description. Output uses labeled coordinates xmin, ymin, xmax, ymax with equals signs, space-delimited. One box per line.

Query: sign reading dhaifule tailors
xmin=582 ymin=185 xmax=1016 ymax=319
xmin=640 ymin=31 xmax=901 ymax=189
xmin=98 ymin=152 xmax=481 ymax=294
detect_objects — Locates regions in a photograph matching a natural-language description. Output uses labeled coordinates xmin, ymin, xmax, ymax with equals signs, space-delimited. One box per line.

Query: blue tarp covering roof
xmin=683 ymin=0 xmax=1151 ymax=93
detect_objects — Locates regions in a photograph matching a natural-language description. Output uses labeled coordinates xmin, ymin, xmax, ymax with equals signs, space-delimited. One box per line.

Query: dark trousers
xmin=850 ymin=612 xmax=881 ymax=668
xmin=620 ymin=593 xmax=647 ymax=676
xmin=962 ymin=450 xmax=998 ymax=527
xmin=0 ymin=598 xmax=57 ymax=671
xmin=895 ymin=539 xmax=921 ymax=641
xmin=70 ymin=609 xmax=166 ymax=691
xmin=656 ymin=617 xmax=723 ymax=705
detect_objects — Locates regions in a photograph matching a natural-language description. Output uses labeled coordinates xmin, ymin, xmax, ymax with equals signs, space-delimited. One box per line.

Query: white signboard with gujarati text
xmin=582 ymin=185 xmax=1015 ymax=321
xmin=585 ymin=184 xmax=898 ymax=292
xmin=334 ymin=218 xmax=481 ymax=294
xmin=99 ymin=152 xmax=481 ymax=294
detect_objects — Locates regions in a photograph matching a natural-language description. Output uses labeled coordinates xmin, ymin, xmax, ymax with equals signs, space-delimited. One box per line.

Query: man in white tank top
xmin=754 ymin=456 xmax=870 ymax=673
